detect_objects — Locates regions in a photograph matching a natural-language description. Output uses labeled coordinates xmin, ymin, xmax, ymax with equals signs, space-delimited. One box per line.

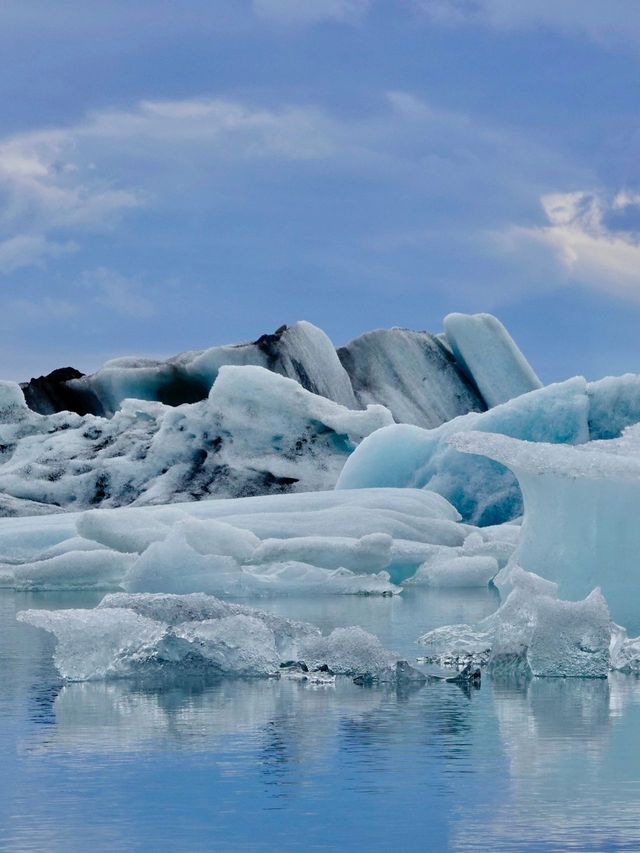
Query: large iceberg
xmin=0 ymin=368 xmax=392 ymax=514
xmin=19 ymin=315 xmax=527 ymax=422
xmin=449 ymin=425 xmax=640 ymax=629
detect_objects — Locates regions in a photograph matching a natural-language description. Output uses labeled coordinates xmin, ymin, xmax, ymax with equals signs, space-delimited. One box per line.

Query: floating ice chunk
xmin=0 ymin=488 xmax=469 ymax=591
xmin=419 ymin=567 xmax=611 ymax=677
xmin=19 ymin=593 xmax=410 ymax=683
xmin=443 ymin=313 xmax=542 ymax=407
xmin=337 ymin=327 xmax=484 ymax=428
xmin=409 ymin=555 xmax=498 ymax=588
xmin=449 ymin=426 xmax=640 ymax=627
xmin=337 ymin=378 xmax=590 ymax=525
xmin=18 ymin=606 xmax=166 ymax=680
xmin=525 ymin=589 xmax=610 ymax=678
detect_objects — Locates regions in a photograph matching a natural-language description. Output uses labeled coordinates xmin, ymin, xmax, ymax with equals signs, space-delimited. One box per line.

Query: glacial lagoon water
xmin=2 ymin=586 xmax=640 ymax=852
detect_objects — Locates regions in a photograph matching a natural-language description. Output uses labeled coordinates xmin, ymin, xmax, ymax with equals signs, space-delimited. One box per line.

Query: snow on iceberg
xmin=443 ymin=313 xmax=542 ymax=407
xmin=0 ymin=366 xmax=392 ymax=514
xmin=337 ymin=378 xmax=590 ymax=525
xmin=18 ymin=592 xmax=420 ymax=684
xmin=449 ymin=424 xmax=640 ymax=629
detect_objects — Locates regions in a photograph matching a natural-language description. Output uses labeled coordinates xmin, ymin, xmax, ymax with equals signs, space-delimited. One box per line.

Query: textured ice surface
xmin=0 ymin=366 xmax=392 ymax=514
xmin=337 ymin=328 xmax=484 ymax=428
xmin=0 ymin=488 xmax=488 ymax=594
xmin=419 ymin=567 xmax=612 ymax=677
xmin=337 ymin=378 xmax=590 ymax=525
xmin=450 ymin=426 xmax=640 ymax=627
xmin=18 ymin=592 xmax=411 ymax=683
xmin=443 ymin=313 xmax=542 ymax=407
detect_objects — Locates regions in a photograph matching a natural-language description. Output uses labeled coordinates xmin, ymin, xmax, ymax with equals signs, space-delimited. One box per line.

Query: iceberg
xmin=337 ymin=327 xmax=484 ymax=428
xmin=0 ymin=487 xmax=501 ymax=594
xmin=449 ymin=425 xmax=640 ymax=628
xmin=0 ymin=366 xmax=392 ymax=514
xmin=443 ymin=312 xmax=542 ymax=407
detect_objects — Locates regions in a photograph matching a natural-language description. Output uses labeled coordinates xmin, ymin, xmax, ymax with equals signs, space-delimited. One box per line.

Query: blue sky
xmin=2 ymin=0 xmax=640 ymax=382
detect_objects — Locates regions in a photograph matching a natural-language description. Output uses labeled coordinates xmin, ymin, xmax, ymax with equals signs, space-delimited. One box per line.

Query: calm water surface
xmin=2 ymin=586 xmax=640 ymax=852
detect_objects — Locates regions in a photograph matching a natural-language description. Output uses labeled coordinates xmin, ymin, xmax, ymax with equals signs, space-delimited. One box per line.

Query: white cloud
xmin=0 ymin=234 xmax=77 ymax=274
xmin=502 ymin=190 xmax=640 ymax=300
xmin=252 ymin=0 xmax=369 ymax=26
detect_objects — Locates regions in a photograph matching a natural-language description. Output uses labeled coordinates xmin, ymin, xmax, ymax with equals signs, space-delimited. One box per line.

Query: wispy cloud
xmin=500 ymin=190 xmax=640 ymax=300
xmin=0 ymin=234 xmax=77 ymax=274
xmin=79 ymin=267 xmax=156 ymax=319
xmin=415 ymin=1 xmax=640 ymax=48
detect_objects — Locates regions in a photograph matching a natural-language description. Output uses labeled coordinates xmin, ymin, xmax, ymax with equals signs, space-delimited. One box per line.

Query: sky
xmin=2 ymin=0 xmax=640 ymax=383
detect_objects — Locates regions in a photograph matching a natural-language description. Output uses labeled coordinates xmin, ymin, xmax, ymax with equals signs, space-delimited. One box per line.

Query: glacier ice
xmin=337 ymin=327 xmax=484 ymax=428
xmin=337 ymin=378 xmax=590 ymax=525
xmin=18 ymin=592 xmax=417 ymax=684
xmin=0 ymin=366 xmax=392 ymax=513
xmin=449 ymin=425 xmax=640 ymax=628
xmin=443 ymin=313 xmax=543 ymax=407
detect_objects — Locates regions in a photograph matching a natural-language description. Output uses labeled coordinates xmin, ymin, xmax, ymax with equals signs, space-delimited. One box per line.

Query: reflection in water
xmin=3 ymin=587 xmax=640 ymax=852
xmin=453 ymin=674 xmax=640 ymax=851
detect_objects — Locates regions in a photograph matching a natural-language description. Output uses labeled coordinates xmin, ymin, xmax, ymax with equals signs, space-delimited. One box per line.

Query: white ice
xmin=0 ymin=487 xmax=507 ymax=594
